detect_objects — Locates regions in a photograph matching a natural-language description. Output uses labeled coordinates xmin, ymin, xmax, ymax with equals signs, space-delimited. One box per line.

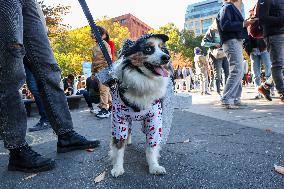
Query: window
xmin=120 ymin=19 xmax=126 ymax=24
xmin=202 ymin=18 xmax=212 ymax=34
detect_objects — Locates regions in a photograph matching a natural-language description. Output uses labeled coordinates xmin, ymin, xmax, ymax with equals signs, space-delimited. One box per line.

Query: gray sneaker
xmin=28 ymin=120 xmax=51 ymax=132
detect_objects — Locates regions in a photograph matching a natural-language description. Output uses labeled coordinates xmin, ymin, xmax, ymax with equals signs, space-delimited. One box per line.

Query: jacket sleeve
xmin=219 ymin=5 xmax=244 ymax=32
xmin=201 ymin=29 xmax=219 ymax=47
xmin=91 ymin=41 xmax=111 ymax=73
xmin=259 ymin=0 xmax=284 ymax=27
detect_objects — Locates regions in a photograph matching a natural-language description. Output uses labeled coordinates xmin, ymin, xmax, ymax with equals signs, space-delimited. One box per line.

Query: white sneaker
xmin=90 ymin=108 xmax=100 ymax=114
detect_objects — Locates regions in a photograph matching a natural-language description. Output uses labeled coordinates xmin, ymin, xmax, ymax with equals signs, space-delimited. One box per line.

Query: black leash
xmin=78 ymin=0 xmax=112 ymax=67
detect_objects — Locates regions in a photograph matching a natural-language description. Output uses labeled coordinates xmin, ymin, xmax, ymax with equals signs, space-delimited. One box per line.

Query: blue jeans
xmin=222 ymin=39 xmax=244 ymax=105
xmin=0 ymin=0 xmax=73 ymax=149
xmin=213 ymin=57 xmax=229 ymax=93
xmin=24 ymin=58 xmax=47 ymax=122
xmin=267 ymin=34 xmax=284 ymax=94
xmin=250 ymin=51 xmax=271 ymax=88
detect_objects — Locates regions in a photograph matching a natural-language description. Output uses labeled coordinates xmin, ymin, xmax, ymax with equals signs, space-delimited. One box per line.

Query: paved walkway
xmin=0 ymin=87 xmax=284 ymax=189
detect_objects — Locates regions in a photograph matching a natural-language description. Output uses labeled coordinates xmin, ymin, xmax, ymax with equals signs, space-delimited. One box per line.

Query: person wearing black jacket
xmin=244 ymin=36 xmax=272 ymax=99
xmin=258 ymin=0 xmax=284 ymax=104
xmin=83 ymin=75 xmax=100 ymax=113
xmin=216 ymin=0 xmax=255 ymax=108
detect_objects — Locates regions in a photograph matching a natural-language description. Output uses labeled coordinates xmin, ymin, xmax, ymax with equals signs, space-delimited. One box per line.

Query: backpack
xmin=247 ymin=0 xmax=264 ymax=39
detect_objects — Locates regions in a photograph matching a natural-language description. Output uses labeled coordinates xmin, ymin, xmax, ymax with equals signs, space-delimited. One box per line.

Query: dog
xmin=109 ymin=34 xmax=171 ymax=177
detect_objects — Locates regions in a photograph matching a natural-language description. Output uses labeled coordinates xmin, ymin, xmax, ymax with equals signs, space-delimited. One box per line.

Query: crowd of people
xmin=0 ymin=0 xmax=283 ymax=174
xmin=174 ymin=0 xmax=284 ymax=109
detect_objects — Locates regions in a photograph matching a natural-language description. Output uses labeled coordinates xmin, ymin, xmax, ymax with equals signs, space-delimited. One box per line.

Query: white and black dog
xmin=109 ymin=34 xmax=171 ymax=177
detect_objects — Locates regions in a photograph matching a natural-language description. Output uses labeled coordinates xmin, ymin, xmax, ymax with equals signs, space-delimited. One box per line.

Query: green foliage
xmin=150 ymin=23 xmax=203 ymax=67
xmin=51 ymin=17 xmax=130 ymax=77
xmin=38 ymin=0 xmax=71 ymax=38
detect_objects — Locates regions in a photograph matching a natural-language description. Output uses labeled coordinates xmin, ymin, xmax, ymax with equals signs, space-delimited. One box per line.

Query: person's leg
xmin=82 ymin=90 xmax=93 ymax=109
xmin=22 ymin=0 xmax=72 ymax=135
xmin=251 ymin=54 xmax=262 ymax=87
xmin=222 ymin=39 xmax=244 ymax=106
xmin=24 ymin=60 xmax=48 ymax=122
xmin=22 ymin=0 xmax=99 ymax=152
xmin=24 ymin=61 xmax=51 ymax=132
xmin=213 ymin=59 xmax=222 ymax=94
xmin=0 ymin=0 xmax=27 ymax=149
xmin=222 ymin=57 xmax=229 ymax=85
xmin=0 ymin=0 xmax=55 ymax=173
xmin=268 ymin=35 xmax=284 ymax=94
xmin=97 ymin=82 xmax=111 ymax=118
xmin=261 ymin=51 xmax=272 ymax=80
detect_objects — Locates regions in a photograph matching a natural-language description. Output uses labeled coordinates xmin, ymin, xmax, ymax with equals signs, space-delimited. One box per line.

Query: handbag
xmin=212 ymin=48 xmax=226 ymax=59
xmin=247 ymin=1 xmax=264 ymax=39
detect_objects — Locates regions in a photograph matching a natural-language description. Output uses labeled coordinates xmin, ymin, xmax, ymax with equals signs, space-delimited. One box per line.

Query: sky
xmin=44 ymin=0 xmax=257 ymax=30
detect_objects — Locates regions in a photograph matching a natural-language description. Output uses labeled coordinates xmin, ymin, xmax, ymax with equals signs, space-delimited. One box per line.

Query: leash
xmin=78 ymin=0 xmax=112 ymax=67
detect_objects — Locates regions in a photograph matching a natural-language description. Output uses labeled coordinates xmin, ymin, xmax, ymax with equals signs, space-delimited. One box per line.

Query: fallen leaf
xmin=183 ymin=139 xmax=190 ymax=143
xmin=274 ymin=165 xmax=284 ymax=175
xmin=23 ymin=173 xmax=38 ymax=180
xmin=265 ymin=128 xmax=272 ymax=133
xmin=86 ymin=148 xmax=95 ymax=152
xmin=94 ymin=171 xmax=106 ymax=183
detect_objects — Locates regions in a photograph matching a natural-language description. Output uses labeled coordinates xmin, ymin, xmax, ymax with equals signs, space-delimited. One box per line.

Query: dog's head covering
xmin=194 ymin=47 xmax=202 ymax=55
xmin=119 ymin=34 xmax=169 ymax=58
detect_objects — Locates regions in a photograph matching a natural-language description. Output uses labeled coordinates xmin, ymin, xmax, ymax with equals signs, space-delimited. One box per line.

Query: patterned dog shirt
xmin=110 ymin=86 xmax=163 ymax=147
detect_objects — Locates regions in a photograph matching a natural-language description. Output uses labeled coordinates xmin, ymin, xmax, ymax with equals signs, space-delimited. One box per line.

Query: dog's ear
xmin=136 ymin=33 xmax=169 ymax=43
xmin=118 ymin=39 xmax=135 ymax=58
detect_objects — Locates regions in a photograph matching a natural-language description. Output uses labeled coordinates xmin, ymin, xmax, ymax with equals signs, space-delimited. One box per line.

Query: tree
xmin=51 ymin=17 xmax=131 ymax=76
xmin=149 ymin=23 xmax=203 ymax=68
xmin=38 ymin=1 xmax=71 ymax=38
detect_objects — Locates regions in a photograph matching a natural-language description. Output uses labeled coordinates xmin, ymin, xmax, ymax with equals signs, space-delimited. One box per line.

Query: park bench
xmin=23 ymin=95 xmax=84 ymax=117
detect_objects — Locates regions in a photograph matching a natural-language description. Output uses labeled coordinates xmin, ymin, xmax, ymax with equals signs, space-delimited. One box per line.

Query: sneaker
xmin=258 ymin=85 xmax=272 ymax=101
xmin=279 ymin=94 xmax=284 ymax=105
xmin=108 ymin=105 xmax=112 ymax=114
xmin=57 ymin=131 xmax=100 ymax=153
xmin=221 ymin=103 xmax=239 ymax=109
xmin=204 ymin=92 xmax=211 ymax=95
xmin=96 ymin=108 xmax=110 ymax=119
xmin=8 ymin=145 xmax=55 ymax=173
xmin=90 ymin=107 xmax=100 ymax=114
xmin=254 ymin=94 xmax=262 ymax=99
xmin=28 ymin=120 xmax=51 ymax=132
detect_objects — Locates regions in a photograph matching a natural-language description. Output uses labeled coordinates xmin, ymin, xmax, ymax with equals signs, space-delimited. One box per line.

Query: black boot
xmin=57 ymin=131 xmax=100 ymax=153
xmin=8 ymin=145 xmax=55 ymax=173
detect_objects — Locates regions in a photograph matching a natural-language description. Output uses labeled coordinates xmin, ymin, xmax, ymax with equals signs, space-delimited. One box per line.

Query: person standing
xmin=91 ymin=26 xmax=112 ymax=118
xmin=0 ymin=0 xmax=100 ymax=173
xmin=194 ymin=47 xmax=211 ymax=95
xmin=244 ymin=35 xmax=272 ymax=99
xmin=202 ymin=19 xmax=229 ymax=96
xmin=258 ymin=0 xmax=284 ymax=104
xmin=216 ymin=0 xmax=255 ymax=108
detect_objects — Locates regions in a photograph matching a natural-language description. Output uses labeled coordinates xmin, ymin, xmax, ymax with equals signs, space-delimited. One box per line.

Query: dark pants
xmin=0 ymin=0 xmax=73 ymax=149
xmin=82 ymin=90 xmax=100 ymax=108
xmin=24 ymin=58 xmax=47 ymax=122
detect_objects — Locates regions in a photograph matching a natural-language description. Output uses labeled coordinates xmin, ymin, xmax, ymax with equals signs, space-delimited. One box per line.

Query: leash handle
xmin=78 ymin=0 xmax=113 ymax=67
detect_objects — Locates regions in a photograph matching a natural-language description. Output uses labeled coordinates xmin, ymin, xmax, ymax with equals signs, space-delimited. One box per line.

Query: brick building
xmin=112 ymin=13 xmax=153 ymax=40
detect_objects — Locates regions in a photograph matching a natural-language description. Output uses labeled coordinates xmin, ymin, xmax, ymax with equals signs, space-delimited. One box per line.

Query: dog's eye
xmin=161 ymin=47 xmax=169 ymax=54
xmin=143 ymin=46 xmax=154 ymax=54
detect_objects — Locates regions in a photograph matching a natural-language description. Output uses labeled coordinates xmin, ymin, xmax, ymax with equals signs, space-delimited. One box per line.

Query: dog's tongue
xmin=154 ymin=66 xmax=169 ymax=77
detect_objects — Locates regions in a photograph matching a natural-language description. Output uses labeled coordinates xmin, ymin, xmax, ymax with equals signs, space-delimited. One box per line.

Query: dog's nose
xmin=161 ymin=55 xmax=170 ymax=64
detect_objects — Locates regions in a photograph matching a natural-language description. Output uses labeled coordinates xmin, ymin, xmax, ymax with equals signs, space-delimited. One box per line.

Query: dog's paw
xmin=149 ymin=165 xmax=166 ymax=175
xmin=111 ymin=167 xmax=125 ymax=177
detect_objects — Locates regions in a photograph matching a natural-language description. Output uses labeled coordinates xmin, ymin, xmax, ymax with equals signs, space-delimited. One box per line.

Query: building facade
xmin=112 ymin=13 xmax=152 ymax=40
xmin=184 ymin=0 xmax=245 ymax=36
